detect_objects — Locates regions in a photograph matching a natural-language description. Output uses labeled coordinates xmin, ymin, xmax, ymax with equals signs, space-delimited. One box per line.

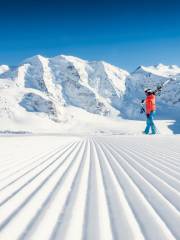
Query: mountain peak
xmin=154 ymin=63 xmax=165 ymax=68
xmin=0 ymin=65 xmax=9 ymax=75
xmin=59 ymin=54 xmax=87 ymax=63
xmin=23 ymin=55 xmax=47 ymax=65
xmin=0 ymin=53 xmax=180 ymax=130
xmin=133 ymin=65 xmax=147 ymax=73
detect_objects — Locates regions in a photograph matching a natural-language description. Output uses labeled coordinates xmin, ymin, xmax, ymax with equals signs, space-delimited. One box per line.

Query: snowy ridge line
xmin=123 ymin=138 xmax=180 ymax=169
xmin=0 ymin=141 xmax=78 ymax=206
xmin=128 ymin=147 xmax=180 ymax=174
xmin=120 ymin=142 xmax=180 ymax=183
xmin=140 ymin=143 xmax=180 ymax=164
xmin=83 ymin=139 xmax=113 ymax=240
xmin=95 ymin=139 xmax=177 ymax=240
xmin=98 ymin=140 xmax=180 ymax=239
xmin=122 ymin=145 xmax=180 ymax=192
xmin=0 ymin=141 xmax=77 ymax=192
xmin=0 ymin=140 xmax=82 ymax=239
xmin=82 ymin=139 xmax=97 ymax=240
xmin=0 ymin=139 xmax=76 ymax=173
xmin=0 ymin=136 xmax=180 ymax=240
xmin=0 ymin=141 xmax=79 ymax=215
xmin=49 ymin=140 xmax=89 ymax=240
xmin=91 ymin=138 xmax=144 ymax=240
xmin=102 ymin=137 xmax=180 ymax=168
xmin=0 ymin=154 xmax=18 ymax=169
xmin=109 ymin=140 xmax=180 ymax=185
xmin=0 ymin=148 xmax=42 ymax=172
xmin=18 ymin=140 xmax=85 ymax=240
xmin=133 ymin=139 xmax=180 ymax=162
xmin=0 ymin=141 xmax=76 ymax=184
xmin=105 ymin=142 xmax=180 ymax=211
xmin=1 ymin=54 xmax=180 ymax=133
xmin=1 ymin=140 xmax=80 ymax=217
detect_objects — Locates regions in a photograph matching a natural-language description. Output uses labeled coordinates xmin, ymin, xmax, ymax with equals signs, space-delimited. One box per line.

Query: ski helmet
xmin=144 ymin=88 xmax=152 ymax=94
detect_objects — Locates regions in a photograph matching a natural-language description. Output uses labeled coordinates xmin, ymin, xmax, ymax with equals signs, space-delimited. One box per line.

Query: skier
xmin=142 ymin=87 xmax=161 ymax=134
xmin=140 ymin=78 xmax=175 ymax=134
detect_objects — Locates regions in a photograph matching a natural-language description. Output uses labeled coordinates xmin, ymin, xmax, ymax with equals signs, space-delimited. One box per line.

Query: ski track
xmin=0 ymin=135 xmax=180 ymax=240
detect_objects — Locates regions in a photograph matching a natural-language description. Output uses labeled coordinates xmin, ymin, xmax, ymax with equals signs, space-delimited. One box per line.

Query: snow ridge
xmin=0 ymin=54 xmax=180 ymax=130
xmin=0 ymin=135 xmax=179 ymax=240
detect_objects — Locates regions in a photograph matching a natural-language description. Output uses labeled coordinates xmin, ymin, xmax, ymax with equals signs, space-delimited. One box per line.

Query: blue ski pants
xmin=144 ymin=111 xmax=157 ymax=134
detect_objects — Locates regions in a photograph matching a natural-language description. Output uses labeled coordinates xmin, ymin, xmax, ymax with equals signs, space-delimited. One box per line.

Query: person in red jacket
xmin=143 ymin=89 xmax=157 ymax=134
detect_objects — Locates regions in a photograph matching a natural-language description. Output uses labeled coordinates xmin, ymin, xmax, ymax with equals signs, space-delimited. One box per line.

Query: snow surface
xmin=0 ymin=55 xmax=179 ymax=240
xmin=0 ymin=54 xmax=180 ymax=134
xmin=0 ymin=135 xmax=179 ymax=240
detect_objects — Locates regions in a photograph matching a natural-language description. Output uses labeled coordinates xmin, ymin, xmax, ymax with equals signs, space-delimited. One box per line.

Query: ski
xmin=140 ymin=77 xmax=176 ymax=114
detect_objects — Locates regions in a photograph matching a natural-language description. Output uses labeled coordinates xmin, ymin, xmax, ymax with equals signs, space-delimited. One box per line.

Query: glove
xmin=140 ymin=107 xmax=145 ymax=114
xmin=157 ymin=86 xmax=162 ymax=91
xmin=146 ymin=113 xmax=150 ymax=118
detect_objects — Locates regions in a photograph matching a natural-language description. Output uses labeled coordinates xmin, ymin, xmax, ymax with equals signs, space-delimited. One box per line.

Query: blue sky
xmin=1 ymin=0 xmax=180 ymax=71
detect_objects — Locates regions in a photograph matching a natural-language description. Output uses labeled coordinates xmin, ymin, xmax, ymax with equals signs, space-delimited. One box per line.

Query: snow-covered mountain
xmin=0 ymin=55 xmax=180 ymax=132
xmin=0 ymin=55 xmax=129 ymax=124
xmin=0 ymin=65 xmax=9 ymax=74
xmin=123 ymin=63 xmax=180 ymax=118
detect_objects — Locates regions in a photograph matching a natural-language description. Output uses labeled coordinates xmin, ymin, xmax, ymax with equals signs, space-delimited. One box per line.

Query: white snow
xmin=0 ymin=54 xmax=180 ymax=135
xmin=134 ymin=64 xmax=180 ymax=78
xmin=0 ymin=135 xmax=179 ymax=240
xmin=0 ymin=54 xmax=180 ymax=239
xmin=0 ymin=65 xmax=9 ymax=75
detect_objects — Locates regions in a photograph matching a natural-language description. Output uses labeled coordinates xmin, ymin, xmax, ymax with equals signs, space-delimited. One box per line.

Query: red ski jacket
xmin=145 ymin=94 xmax=156 ymax=114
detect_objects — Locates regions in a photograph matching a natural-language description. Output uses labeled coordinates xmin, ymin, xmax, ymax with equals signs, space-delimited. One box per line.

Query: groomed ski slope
xmin=0 ymin=135 xmax=180 ymax=240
